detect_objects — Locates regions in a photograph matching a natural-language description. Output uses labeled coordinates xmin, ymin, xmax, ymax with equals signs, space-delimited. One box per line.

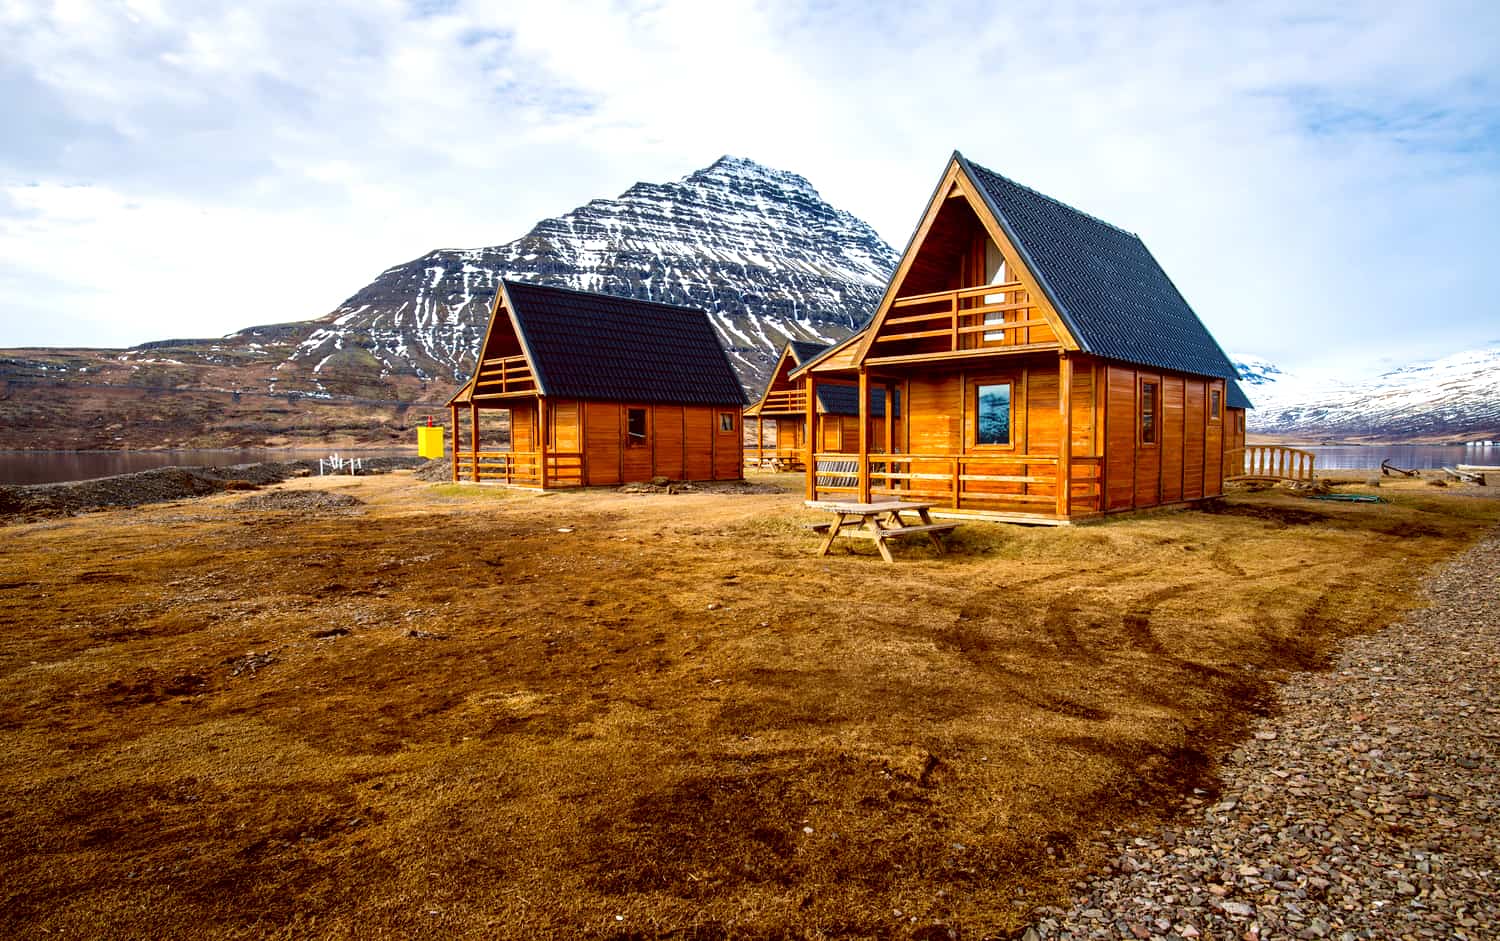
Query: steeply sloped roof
xmin=958 ymin=154 xmax=1252 ymax=409
xmin=503 ymin=281 xmax=745 ymax=406
xmin=817 ymin=382 xmax=896 ymax=418
xmin=787 ymin=341 xmax=829 ymax=365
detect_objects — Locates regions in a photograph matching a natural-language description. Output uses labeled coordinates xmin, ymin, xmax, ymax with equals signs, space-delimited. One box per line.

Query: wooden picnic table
xmin=805 ymin=499 xmax=959 ymax=563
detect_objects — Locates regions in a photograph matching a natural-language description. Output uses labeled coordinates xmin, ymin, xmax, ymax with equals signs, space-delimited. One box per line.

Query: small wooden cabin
xmin=744 ymin=340 xmax=898 ymax=469
xmin=447 ymin=281 xmax=746 ymax=487
xmin=791 ymin=152 xmax=1251 ymax=523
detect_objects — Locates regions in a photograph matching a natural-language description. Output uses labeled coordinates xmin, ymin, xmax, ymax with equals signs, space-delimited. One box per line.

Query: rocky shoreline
xmin=1033 ymin=529 xmax=1500 ymax=940
xmin=0 ymin=457 xmax=423 ymax=521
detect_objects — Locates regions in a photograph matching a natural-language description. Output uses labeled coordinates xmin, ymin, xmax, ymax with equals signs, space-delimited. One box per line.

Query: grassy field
xmin=1 ymin=472 xmax=1495 ymax=938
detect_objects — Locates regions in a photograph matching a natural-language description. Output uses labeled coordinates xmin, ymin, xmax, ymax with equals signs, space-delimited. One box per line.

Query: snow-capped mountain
xmin=1233 ymin=347 xmax=1500 ymax=440
xmin=259 ymin=155 xmax=898 ymax=393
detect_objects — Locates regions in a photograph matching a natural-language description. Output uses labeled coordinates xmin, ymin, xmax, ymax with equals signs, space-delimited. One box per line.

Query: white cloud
xmin=1 ymin=0 xmax=1497 ymax=377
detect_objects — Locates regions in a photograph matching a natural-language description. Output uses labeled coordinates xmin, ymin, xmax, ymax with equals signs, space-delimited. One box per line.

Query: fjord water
xmin=1302 ymin=444 xmax=1497 ymax=471
xmin=0 ymin=449 xmax=415 ymax=485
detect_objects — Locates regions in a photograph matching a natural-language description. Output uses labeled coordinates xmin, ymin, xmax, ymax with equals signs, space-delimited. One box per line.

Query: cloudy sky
xmin=2 ymin=0 xmax=1497 ymax=377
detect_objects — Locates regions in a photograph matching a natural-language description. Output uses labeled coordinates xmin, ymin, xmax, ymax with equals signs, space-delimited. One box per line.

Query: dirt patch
xmin=0 ymin=477 xmax=1495 ymax=938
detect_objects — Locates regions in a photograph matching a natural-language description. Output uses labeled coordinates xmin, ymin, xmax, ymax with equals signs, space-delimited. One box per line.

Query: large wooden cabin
xmin=744 ymin=340 xmax=897 ymax=470
xmin=447 ymin=281 xmax=746 ymax=487
xmin=791 ymin=152 xmax=1251 ymax=523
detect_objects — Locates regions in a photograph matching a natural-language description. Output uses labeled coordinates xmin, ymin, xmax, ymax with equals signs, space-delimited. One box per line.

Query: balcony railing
xmin=472 ymin=355 xmax=537 ymax=397
xmin=1225 ymin=446 xmax=1315 ymax=482
xmin=810 ymin=451 xmax=1101 ymax=515
xmin=454 ymin=450 xmax=583 ymax=487
xmin=756 ymin=389 xmax=808 ymax=413
xmin=869 ymin=283 xmax=1056 ymax=361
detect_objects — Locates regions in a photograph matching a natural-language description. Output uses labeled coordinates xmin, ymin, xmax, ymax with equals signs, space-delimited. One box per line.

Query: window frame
xmin=1139 ymin=378 xmax=1160 ymax=447
xmin=718 ymin=411 xmax=736 ymax=434
xmin=625 ymin=407 xmax=648 ymax=448
xmin=969 ymin=377 xmax=1016 ymax=450
xmin=1209 ymin=388 xmax=1222 ymax=422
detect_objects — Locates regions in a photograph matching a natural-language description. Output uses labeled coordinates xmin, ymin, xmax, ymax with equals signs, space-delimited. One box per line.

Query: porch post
xmin=883 ymin=382 xmax=896 ymax=456
xmin=857 ymin=367 xmax=871 ymax=502
xmin=1057 ymin=353 xmax=1073 ymax=518
xmin=450 ymin=403 xmax=460 ymax=481
xmin=756 ymin=414 xmax=764 ymax=468
xmin=537 ymin=396 xmax=549 ymax=489
xmin=469 ymin=402 xmax=480 ymax=483
xmin=805 ymin=377 xmax=817 ymax=501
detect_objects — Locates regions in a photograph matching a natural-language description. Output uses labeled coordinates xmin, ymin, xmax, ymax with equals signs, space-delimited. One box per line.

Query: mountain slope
xmin=0 ymin=158 xmax=899 ymax=449
xmin=268 ymin=155 xmax=897 ymax=393
xmin=1233 ymin=347 xmax=1500 ymax=441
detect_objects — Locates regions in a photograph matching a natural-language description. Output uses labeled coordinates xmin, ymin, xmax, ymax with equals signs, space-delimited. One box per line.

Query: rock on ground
xmin=1032 ymin=529 xmax=1500 ymax=941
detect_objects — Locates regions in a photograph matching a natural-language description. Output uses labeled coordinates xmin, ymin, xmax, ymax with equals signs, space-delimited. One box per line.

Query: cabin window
xmin=719 ymin=412 xmax=736 ymax=433
xmin=1140 ymin=381 xmax=1159 ymax=445
xmin=1237 ymin=411 xmax=1246 ymax=434
xmin=626 ymin=408 xmax=647 ymax=446
xmin=1210 ymin=389 xmax=1222 ymax=421
xmin=974 ymin=382 xmax=1012 ymax=447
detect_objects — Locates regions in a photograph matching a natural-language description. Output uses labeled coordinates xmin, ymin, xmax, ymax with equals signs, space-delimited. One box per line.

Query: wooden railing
xmin=472 ymin=355 xmax=536 ymax=397
xmin=454 ymin=450 xmax=584 ymax=487
xmin=1225 ymin=446 xmax=1316 ymax=482
xmin=869 ymin=283 xmax=1055 ymax=361
xmin=756 ymin=389 xmax=807 ymax=413
xmin=810 ymin=452 xmax=1101 ymax=515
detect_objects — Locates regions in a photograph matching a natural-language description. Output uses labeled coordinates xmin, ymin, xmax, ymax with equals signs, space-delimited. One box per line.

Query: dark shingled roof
xmin=787 ymin=341 xmax=829 ymax=365
xmin=503 ymin=281 xmax=745 ymax=406
xmin=958 ymin=154 xmax=1252 ymax=410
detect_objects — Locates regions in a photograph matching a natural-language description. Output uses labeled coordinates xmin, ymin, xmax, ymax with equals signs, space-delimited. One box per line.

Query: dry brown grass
xmin=1 ymin=473 xmax=1495 ymax=938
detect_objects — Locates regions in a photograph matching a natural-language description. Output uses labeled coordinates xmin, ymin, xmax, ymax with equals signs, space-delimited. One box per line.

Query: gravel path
xmin=1033 ymin=529 xmax=1499 ymax=941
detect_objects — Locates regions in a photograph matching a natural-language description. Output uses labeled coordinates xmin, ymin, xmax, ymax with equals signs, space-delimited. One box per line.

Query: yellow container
xmin=417 ymin=426 xmax=444 ymax=459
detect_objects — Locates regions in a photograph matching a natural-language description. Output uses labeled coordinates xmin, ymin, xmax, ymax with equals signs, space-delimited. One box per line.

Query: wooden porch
xmin=808 ymin=451 xmax=1101 ymax=524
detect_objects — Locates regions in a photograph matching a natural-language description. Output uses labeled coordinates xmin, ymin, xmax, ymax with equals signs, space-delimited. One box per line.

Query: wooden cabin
xmin=447 ymin=281 xmax=746 ymax=487
xmin=744 ymin=340 xmax=898 ymax=470
xmin=790 ymin=152 xmax=1251 ymax=523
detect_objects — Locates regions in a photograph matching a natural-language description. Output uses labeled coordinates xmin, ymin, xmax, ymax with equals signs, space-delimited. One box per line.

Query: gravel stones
xmin=1034 ymin=529 xmax=1500 ymax=940
xmin=232 ymin=490 xmax=364 ymax=513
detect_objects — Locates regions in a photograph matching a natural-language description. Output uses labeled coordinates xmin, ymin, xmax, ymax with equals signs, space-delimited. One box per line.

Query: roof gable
xmin=959 ymin=154 xmax=1241 ymax=384
xmin=500 ymin=281 xmax=745 ymax=406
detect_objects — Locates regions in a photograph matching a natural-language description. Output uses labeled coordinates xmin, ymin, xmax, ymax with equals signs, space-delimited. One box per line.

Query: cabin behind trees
xmin=447 ymin=281 xmax=745 ymax=487
xmin=789 ymin=152 xmax=1251 ymax=523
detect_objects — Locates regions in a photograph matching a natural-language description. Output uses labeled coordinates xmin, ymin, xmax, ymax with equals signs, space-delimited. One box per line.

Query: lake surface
xmin=1303 ymin=444 xmax=1500 ymax=471
xmin=0 ymin=449 xmax=416 ymax=485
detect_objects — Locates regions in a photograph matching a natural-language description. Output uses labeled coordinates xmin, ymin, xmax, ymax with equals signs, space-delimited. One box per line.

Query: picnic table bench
xmin=804 ymin=500 xmax=959 ymax=563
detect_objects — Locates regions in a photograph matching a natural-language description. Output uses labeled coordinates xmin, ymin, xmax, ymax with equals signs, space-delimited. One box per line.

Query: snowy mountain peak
xmin=1230 ymin=354 xmax=1286 ymax=386
xmin=266 ymin=156 xmax=900 ymax=394
xmin=1239 ymin=346 xmax=1500 ymax=440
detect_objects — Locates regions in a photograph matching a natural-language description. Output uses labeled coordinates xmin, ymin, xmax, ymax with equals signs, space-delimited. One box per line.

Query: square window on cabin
xmin=719 ymin=412 xmax=735 ymax=433
xmin=626 ymin=408 xmax=648 ymax=446
xmin=1210 ymin=389 xmax=1222 ymax=420
xmin=1140 ymin=381 xmax=1159 ymax=445
xmin=974 ymin=383 xmax=1012 ymax=446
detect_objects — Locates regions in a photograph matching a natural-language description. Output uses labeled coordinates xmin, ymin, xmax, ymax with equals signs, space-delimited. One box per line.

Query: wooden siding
xmin=584 ymin=401 xmax=622 ymax=486
xmin=1161 ymin=376 xmax=1184 ymax=503
xmin=1101 ymin=364 xmax=1226 ymax=511
xmin=714 ymin=408 xmax=742 ymax=479
xmin=655 ymin=405 xmax=685 ymax=480
xmin=684 ymin=407 xmax=715 ymax=480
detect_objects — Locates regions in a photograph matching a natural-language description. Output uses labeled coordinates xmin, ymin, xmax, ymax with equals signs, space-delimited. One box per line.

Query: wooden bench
xmin=805 ymin=500 xmax=959 ymax=563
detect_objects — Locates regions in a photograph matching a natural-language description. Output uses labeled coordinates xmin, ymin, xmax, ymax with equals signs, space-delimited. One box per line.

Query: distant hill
xmin=1232 ymin=346 xmax=1500 ymax=442
xmin=0 ymin=158 xmax=898 ymax=450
